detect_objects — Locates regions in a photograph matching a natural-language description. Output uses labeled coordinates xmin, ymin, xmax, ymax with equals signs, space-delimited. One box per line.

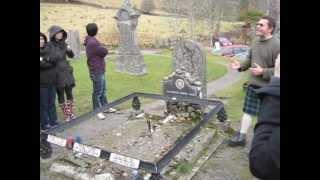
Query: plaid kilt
xmin=217 ymin=107 xmax=228 ymax=122
xmin=243 ymin=85 xmax=261 ymax=116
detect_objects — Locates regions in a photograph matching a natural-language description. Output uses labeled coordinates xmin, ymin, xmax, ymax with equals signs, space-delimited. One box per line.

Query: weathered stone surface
xmin=171 ymin=39 xmax=207 ymax=99
xmin=66 ymin=30 xmax=81 ymax=59
xmin=50 ymin=163 xmax=114 ymax=180
xmin=163 ymin=40 xmax=207 ymax=119
xmin=174 ymin=128 xmax=216 ymax=163
xmin=52 ymin=110 xmax=194 ymax=162
xmin=162 ymin=128 xmax=225 ymax=180
xmin=114 ymin=0 xmax=147 ymax=75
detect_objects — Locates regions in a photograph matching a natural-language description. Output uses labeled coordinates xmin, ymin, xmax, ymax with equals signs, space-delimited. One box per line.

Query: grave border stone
xmin=41 ymin=92 xmax=224 ymax=175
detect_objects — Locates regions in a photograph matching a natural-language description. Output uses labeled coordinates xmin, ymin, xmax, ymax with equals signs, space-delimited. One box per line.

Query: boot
xmin=227 ymin=131 xmax=246 ymax=147
xmin=66 ymin=100 xmax=76 ymax=120
xmin=60 ymin=103 xmax=70 ymax=122
xmin=41 ymin=124 xmax=52 ymax=131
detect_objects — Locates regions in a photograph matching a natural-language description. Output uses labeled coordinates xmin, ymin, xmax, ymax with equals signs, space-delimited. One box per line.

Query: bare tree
xmin=202 ymin=0 xmax=230 ymax=40
xmin=140 ymin=0 xmax=156 ymax=14
xmin=165 ymin=0 xmax=226 ymax=40
xmin=267 ymin=0 xmax=280 ymax=37
xmin=163 ymin=0 xmax=237 ymax=44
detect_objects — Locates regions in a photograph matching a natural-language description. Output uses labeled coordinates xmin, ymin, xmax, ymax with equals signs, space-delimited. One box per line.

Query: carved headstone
xmin=170 ymin=39 xmax=207 ymax=99
xmin=66 ymin=30 xmax=81 ymax=59
xmin=165 ymin=40 xmax=228 ymax=123
xmin=114 ymin=0 xmax=147 ymax=75
xmin=163 ymin=68 xmax=202 ymax=98
xmin=163 ymin=39 xmax=207 ymax=115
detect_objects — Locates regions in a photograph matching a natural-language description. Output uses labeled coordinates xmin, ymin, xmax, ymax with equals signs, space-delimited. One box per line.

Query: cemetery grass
xmin=56 ymin=53 xmax=227 ymax=120
xmin=215 ymin=72 xmax=250 ymax=123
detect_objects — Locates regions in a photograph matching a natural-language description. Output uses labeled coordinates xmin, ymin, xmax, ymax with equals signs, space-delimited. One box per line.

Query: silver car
xmin=233 ymin=50 xmax=250 ymax=62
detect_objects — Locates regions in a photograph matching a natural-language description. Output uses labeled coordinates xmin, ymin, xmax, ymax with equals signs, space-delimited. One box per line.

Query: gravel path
xmin=192 ymin=122 xmax=258 ymax=180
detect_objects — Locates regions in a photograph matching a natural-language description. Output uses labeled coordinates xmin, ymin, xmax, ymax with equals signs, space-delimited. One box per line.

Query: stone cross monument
xmin=114 ymin=0 xmax=147 ymax=75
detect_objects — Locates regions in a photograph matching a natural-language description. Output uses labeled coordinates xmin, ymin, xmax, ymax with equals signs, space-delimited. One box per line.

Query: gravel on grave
xmin=55 ymin=109 xmax=197 ymax=162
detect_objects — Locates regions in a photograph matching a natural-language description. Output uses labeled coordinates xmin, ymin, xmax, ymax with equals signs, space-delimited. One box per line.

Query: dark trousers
xmin=56 ymin=86 xmax=73 ymax=104
xmin=40 ymin=86 xmax=57 ymax=126
xmin=90 ymin=72 xmax=108 ymax=110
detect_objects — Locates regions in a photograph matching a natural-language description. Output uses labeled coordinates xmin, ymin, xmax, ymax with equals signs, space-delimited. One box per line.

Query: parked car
xmin=220 ymin=45 xmax=250 ymax=57
xmin=218 ymin=37 xmax=233 ymax=46
xmin=233 ymin=50 xmax=250 ymax=62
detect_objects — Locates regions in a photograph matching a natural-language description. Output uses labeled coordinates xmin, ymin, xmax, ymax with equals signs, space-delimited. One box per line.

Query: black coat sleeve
xmin=40 ymin=46 xmax=57 ymax=70
xmin=249 ymin=96 xmax=280 ymax=180
xmin=40 ymin=57 xmax=54 ymax=69
xmin=66 ymin=48 xmax=74 ymax=58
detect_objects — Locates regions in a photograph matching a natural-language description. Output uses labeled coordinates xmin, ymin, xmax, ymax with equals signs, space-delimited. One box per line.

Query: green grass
xmin=215 ymin=72 xmax=249 ymax=122
xmin=160 ymin=48 xmax=173 ymax=56
xmin=56 ymin=52 xmax=227 ymax=119
xmin=176 ymin=161 xmax=193 ymax=174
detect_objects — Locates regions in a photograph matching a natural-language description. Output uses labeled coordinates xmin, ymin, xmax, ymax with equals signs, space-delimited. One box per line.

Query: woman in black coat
xmin=48 ymin=25 xmax=76 ymax=121
xmin=40 ymin=32 xmax=58 ymax=130
xmin=249 ymin=54 xmax=280 ymax=180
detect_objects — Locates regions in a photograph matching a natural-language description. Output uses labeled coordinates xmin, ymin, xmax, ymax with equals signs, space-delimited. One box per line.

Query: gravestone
xmin=66 ymin=30 xmax=81 ymax=59
xmin=166 ymin=39 xmax=206 ymax=98
xmin=114 ymin=0 xmax=147 ymax=75
xmin=163 ymin=39 xmax=228 ymax=123
xmin=163 ymin=39 xmax=207 ymax=114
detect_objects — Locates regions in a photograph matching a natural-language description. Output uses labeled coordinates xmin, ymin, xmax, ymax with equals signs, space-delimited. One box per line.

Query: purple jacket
xmin=84 ymin=36 xmax=108 ymax=74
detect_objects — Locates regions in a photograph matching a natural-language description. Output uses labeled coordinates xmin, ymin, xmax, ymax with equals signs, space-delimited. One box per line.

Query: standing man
xmin=84 ymin=23 xmax=116 ymax=120
xmin=228 ymin=16 xmax=280 ymax=147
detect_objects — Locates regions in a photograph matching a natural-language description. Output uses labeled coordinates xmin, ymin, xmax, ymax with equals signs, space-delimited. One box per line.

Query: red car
xmin=218 ymin=37 xmax=233 ymax=46
xmin=220 ymin=45 xmax=250 ymax=57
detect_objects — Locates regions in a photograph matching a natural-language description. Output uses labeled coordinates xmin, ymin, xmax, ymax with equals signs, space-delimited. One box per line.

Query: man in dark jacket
xmin=48 ymin=25 xmax=76 ymax=121
xmin=40 ymin=32 xmax=58 ymax=130
xmin=84 ymin=23 xmax=115 ymax=120
xmin=249 ymin=54 xmax=280 ymax=180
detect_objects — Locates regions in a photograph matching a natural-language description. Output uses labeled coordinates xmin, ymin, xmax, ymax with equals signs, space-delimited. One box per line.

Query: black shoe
xmin=41 ymin=124 xmax=51 ymax=131
xmin=49 ymin=121 xmax=59 ymax=128
xmin=227 ymin=131 xmax=246 ymax=147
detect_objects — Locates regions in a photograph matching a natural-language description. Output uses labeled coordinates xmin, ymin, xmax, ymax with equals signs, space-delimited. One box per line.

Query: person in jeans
xmin=48 ymin=25 xmax=76 ymax=121
xmin=40 ymin=32 xmax=58 ymax=130
xmin=84 ymin=23 xmax=115 ymax=119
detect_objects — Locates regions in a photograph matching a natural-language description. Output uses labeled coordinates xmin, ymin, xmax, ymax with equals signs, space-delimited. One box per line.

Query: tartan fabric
xmin=217 ymin=107 xmax=228 ymax=122
xmin=243 ymin=85 xmax=261 ymax=116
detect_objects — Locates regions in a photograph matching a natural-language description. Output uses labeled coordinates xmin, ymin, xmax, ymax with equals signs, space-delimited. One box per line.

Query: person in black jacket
xmin=249 ymin=54 xmax=280 ymax=180
xmin=40 ymin=32 xmax=58 ymax=130
xmin=48 ymin=25 xmax=76 ymax=121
